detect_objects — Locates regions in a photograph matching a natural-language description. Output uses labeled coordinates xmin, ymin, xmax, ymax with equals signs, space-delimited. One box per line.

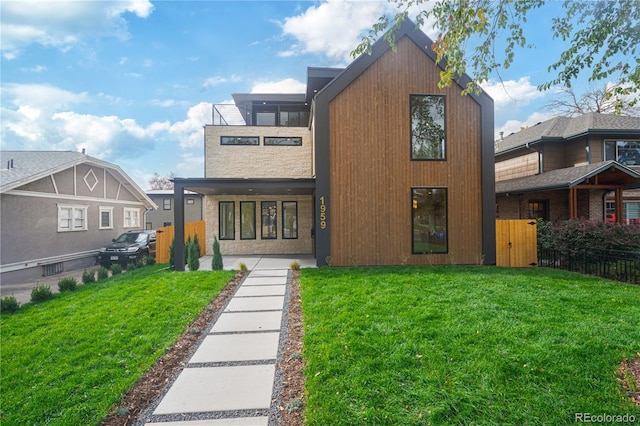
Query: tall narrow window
xmin=412 ymin=188 xmax=447 ymax=253
xmin=240 ymin=201 xmax=256 ymax=240
xmin=163 ymin=198 xmax=171 ymax=210
xmin=410 ymin=95 xmax=446 ymax=160
xmin=282 ymin=201 xmax=298 ymax=239
xmin=219 ymin=202 xmax=235 ymax=240
xmin=99 ymin=206 xmax=113 ymax=229
xmin=261 ymin=201 xmax=277 ymax=239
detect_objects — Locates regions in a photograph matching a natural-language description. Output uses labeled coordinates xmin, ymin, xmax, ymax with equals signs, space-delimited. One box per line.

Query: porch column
xmin=569 ymin=187 xmax=578 ymax=219
xmin=615 ymin=187 xmax=623 ymax=224
xmin=173 ymin=181 xmax=186 ymax=271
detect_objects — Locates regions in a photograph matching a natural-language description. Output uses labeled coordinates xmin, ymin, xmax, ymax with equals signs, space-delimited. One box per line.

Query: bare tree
xmin=148 ymin=172 xmax=175 ymax=190
xmin=544 ymin=84 xmax=640 ymax=117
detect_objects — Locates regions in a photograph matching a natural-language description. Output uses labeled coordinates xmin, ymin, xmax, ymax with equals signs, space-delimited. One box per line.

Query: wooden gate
xmin=155 ymin=220 xmax=206 ymax=264
xmin=496 ymin=219 xmax=537 ymax=267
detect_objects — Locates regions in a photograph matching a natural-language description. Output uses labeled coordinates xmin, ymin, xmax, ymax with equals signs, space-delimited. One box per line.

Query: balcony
xmin=212 ymin=93 xmax=310 ymax=127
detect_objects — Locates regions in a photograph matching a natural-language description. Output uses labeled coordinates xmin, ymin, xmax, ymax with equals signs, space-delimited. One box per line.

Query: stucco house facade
xmin=0 ymin=151 xmax=156 ymax=283
xmin=172 ymin=19 xmax=496 ymax=267
xmin=145 ymin=190 xmax=203 ymax=230
xmin=495 ymin=113 xmax=640 ymax=223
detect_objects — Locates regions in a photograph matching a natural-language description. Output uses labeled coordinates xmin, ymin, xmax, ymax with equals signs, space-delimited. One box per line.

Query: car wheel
xmin=140 ymin=252 xmax=149 ymax=266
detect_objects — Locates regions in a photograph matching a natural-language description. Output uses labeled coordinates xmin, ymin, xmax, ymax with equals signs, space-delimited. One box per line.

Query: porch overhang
xmin=172 ymin=177 xmax=316 ymax=196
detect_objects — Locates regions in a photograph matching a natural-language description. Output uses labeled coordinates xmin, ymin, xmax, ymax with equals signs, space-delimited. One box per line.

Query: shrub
xmin=538 ymin=219 xmax=640 ymax=254
xmin=188 ymin=239 xmax=200 ymax=271
xmin=238 ymin=261 xmax=248 ymax=272
xmin=127 ymin=261 xmax=138 ymax=271
xmin=58 ymin=277 xmax=78 ymax=292
xmin=97 ymin=267 xmax=109 ymax=280
xmin=211 ymin=237 xmax=223 ymax=270
xmin=147 ymin=256 xmax=156 ymax=266
xmin=31 ymin=284 xmax=54 ymax=303
xmin=135 ymin=260 xmax=145 ymax=269
xmin=192 ymin=233 xmax=201 ymax=258
xmin=110 ymin=263 xmax=123 ymax=275
xmin=290 ymin=260 xmax=301 ymax=271
xmin=185 ymin=235 xmax=192 ymax=265
xmin=82 ymin=269 xmax=96 ymax=284
xmin=1 ymin=296 xmax=19 ymax=314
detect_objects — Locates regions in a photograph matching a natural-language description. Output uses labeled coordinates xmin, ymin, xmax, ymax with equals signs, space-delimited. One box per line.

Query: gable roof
xmin=496 ymin=160 xmax=640 ymax=194
xmin=495 ymin=113 xmax=640 ymax=154
xmin=0 ymin=150 xmax=156 ymax=208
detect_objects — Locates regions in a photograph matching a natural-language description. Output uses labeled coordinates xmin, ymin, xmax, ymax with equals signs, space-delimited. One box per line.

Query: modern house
xmin=172 ymin=19 xmax=496 ymax=267
xmin=0 ymin=151 xmax=156 ymax=283
xmin=145 ymin=190 xmax=203 ymax=229
xmin=495 ymin=113 xmax=640 ymax=223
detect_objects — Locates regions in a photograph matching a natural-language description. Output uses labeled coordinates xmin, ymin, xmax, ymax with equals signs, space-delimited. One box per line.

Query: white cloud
xmin=169 ymin=102 xmax=211 ymax=149
xmin=280 ymin=0 xmax=396 ymax=62
xmin=152 ymin=99 xmax=176 ymax=107
xmin=1 ymin=0 xmax=154 ymax=58
xmin=203 ymin=76 xmax=228 ymax=87
xmin=482 ymin=77 xmax=547 ymax=112
xmin=251 ymin=78 xmax=306 ymax=94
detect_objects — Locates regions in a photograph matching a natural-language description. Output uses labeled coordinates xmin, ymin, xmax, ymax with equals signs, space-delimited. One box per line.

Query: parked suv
xmin=98 ymin=230 xmax=156 ymax=268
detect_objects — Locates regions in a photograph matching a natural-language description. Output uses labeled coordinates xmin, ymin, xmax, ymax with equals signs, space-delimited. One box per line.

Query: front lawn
xmin=301 ymin=266 xmax=640 ymax=425
xmin=0 ymin=265 xmax=234 ymax=426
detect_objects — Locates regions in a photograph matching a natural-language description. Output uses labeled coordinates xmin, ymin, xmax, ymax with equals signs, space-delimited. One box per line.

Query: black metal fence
xmin=538 ymin=247 xmax=640 ymax=284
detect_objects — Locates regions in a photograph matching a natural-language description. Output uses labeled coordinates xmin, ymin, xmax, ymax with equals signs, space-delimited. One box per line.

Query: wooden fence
xmin=496 ymin=219 xmax=537 ymax=267
xmin=155 ymin=220 xmax=206 ymax=264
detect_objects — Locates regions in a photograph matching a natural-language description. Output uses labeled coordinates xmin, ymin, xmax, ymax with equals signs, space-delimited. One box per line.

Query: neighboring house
xmin=0 ymin=151 xmax=157 ymax=283
xmin=145 ymin=190 xmax=204 ymax=229
xmin=495 ymin=113 xmax=640 ymax=223
xmin=172 ymin=19 xmax=495 ymax=267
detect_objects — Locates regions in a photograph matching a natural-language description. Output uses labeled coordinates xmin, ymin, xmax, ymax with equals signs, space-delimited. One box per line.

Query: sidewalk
xmin=136 ymin=256 xmax=314 ymax=425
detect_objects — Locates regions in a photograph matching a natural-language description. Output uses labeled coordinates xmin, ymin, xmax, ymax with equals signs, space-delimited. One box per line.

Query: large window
xmin=410 ymin=95 xmax=446 ymax=160
xmin=219 ymin=202 xmax=235 ymax=240
xmin=124 ymin=208 xmax=140 ymax=228
xmin=412 ymin=188 xmax=447 ymax=253
xmin=261 ymin=201 xmax=277 ymax=239
xmin=604 ymin=140 xmax=640 ymax=166
xmin=282 ymin=201 xmax=298 ymax=239
xmin=99 ymin=206 xmax=113 ymax=229
xmin=606 ymin=200 xmax=640 ymax=224
xmin=240 ymin=201 xmax=256 ymax=240
xmin=58 ymin=204 xmax=88 ymax=232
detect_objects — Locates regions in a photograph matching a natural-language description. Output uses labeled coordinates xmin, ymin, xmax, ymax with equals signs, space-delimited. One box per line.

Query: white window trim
xmin=99 ymin=206 xmax=114 ymax=230
xmin=123 ymin=207 xmax=141 ymax=228
xmin=57 ymin=204 xmax=88 ymax=232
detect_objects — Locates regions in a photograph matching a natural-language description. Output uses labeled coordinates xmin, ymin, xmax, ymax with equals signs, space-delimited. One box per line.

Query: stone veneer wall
xmin=204 ymin=194 xmax=313 ymax=255
xmin=205 ymin=126 xmax=312 ymax=178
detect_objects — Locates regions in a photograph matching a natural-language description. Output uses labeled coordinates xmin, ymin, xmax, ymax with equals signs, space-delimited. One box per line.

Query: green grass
xmin=0 ymin=265 xmax=234 ymax=426
xmin=301 ymin=266 xmax=640 ymax=425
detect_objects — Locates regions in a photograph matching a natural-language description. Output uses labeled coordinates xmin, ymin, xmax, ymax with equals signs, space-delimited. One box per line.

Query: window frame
xmin=604 ymin=139 xmax=640 ymax=166
xmin=57 ymin=204 xmax=88 ymax=232
xmin=410 ymin=94 xmax=447 ymax=161
xmin=240 ymin=201 xmax=257 ymax=240
xmin=220 ymin=136 xmax=260 ymax=146
xmin=261 ymin=201 xmax=277 ymax=240
xmin=123 ymin=207 xmax=141 ymax=228
xmin=527 ymin=199 xmax=549 ymax=221
xmin=282 ymin=201 xmax=298 ymax=239
xmin=264 ymin=137 xmax=303 ymax=146
xmin=219 ymin=201 xmax=235 ymax=240
xmin=411 ymin=187 xmax=448 ymax=254
xmin=99 ymin=206 xmax=114 ymax=230
xmin=163 ymin=198 xmax=171 ymax=210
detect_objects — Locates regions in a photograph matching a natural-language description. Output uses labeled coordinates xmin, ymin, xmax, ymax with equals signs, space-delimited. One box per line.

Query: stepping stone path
xmin=143 ymin=268 xmax=290 ymax=426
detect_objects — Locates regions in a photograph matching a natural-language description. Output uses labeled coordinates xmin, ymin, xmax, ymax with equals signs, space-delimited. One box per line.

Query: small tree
xmin=192 ymin=233 xmax=201 ymax=259
xmin=212 ymin=236 xmax=223 ymax=270
xmin=188 ymin=235 xmax=200 ymax=271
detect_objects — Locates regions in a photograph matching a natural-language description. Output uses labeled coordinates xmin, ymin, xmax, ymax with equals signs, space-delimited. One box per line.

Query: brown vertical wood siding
xmin=328 ymin=37 xmax=483 ymax=266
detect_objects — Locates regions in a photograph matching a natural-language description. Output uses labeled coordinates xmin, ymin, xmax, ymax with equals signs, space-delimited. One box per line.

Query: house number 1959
xmin=319 ymin=196 xmax=327 ymax=229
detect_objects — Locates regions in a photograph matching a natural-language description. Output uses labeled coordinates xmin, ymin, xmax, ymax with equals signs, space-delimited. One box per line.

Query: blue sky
xmin=1 ymin=0 xmax=597 ymax=189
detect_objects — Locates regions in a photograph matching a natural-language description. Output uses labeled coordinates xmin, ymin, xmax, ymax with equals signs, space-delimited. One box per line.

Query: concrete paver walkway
xmin=140 ymin=256 xmax=312 ymax=426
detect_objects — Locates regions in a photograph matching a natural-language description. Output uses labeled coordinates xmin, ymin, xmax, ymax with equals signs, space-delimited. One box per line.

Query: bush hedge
xmin=538 ymin=219 xmax=640 ymax=254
